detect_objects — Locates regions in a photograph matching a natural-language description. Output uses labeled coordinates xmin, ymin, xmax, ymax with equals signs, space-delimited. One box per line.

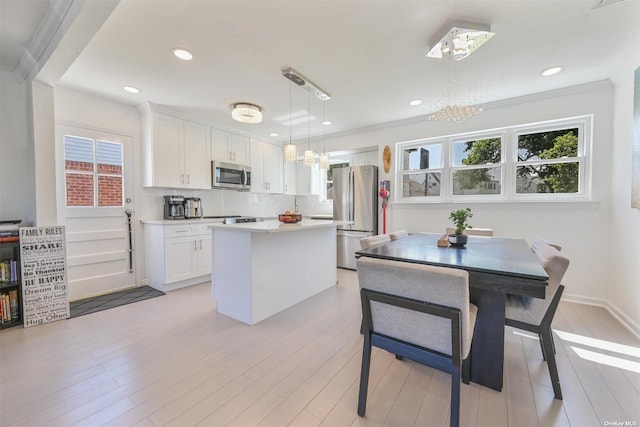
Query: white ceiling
xmin=2 ymin=0 xmax=639 ymax=142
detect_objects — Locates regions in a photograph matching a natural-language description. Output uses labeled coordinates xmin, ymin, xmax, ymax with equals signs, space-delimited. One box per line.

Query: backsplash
xmin=140 ymin=188 xmax=301 ymax=220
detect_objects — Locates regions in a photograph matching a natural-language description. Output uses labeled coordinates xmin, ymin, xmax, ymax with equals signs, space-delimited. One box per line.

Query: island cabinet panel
xmin=211 ymin=220 xmax=339 ymax=325
xmin=144 ymin=222 xmax=213 ymax=292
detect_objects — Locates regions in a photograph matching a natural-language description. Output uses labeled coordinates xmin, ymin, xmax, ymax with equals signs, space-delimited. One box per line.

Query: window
xmin=64 ymin=135 xmax=124 ymax=207
xmin=395 ymin=116 xmax=590 ymax=202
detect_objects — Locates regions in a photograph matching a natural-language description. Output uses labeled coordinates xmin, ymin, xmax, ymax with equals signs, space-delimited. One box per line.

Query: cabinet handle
xmin=180 ymin=174 xmax=184 ymax=184
xmin=194 ymin=240 xmax=197 ymax=250
xmin=229 ymin=151 xmax=233 ymax=161
xmin=186 ymin=174 xmax=190 ymax=184
xmin=199 ymin=240 xmax=203 ymax=250
xmin=175 ymin=230 xmax=189 ymax=233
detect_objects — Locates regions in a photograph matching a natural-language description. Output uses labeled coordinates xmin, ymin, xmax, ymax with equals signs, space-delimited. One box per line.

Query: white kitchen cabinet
xmin=250 ymin=139 xmax=283 ymax=193
xmin=144 ymin=222 xmax=213 ymax=292
xmin=211 ymin=128 xmax=250 ymax=165
xmin=141 ymin=109 xmax=211 ymax=189
xmin=350 ymin=150 xmax=378 ymax=166
xmin=296 ymin=161 xmax=320 ymax=195
xmin=283 ymin=159 xmax=297 ymax=195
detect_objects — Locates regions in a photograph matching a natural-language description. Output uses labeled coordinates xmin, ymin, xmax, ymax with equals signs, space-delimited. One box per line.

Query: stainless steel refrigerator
xmin=333 ymin=165 xmax=378 ymax=269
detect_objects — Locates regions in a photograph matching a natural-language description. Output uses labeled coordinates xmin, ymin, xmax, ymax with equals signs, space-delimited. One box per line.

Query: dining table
xmin=355 ymin=232 xmax=549 ymax=392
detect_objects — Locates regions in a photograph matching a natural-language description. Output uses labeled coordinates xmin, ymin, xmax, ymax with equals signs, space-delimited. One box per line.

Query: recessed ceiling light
xmin=409 ymin=99 xmax=422 ymax=106
xmin=123 ymin=86 xmax=140 ymax=94
xmin=542 ymin=66 xmax=562 ymax=77
xmin=322 ymin=120 xmax=332 ymax=126
xmin=172 ymin=48 xmax=193 ymax=61
xmin=269 ymin=132 xmax=278 ymax=137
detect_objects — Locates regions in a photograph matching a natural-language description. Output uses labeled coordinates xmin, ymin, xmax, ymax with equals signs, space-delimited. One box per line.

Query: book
xmin=9 ymin=290 xmax=18 ymax=318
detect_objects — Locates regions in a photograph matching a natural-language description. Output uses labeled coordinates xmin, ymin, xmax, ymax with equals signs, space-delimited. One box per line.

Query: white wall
xmin=0 ymin=75 xmax=35 ymax=225
xmin=609 ymin=56 xmax=640 ymax=336
xmin=317 ymin=82 xmax=616 ymax=310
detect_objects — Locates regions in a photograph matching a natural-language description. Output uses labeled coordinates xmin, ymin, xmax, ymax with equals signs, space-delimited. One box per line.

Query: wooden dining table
xmin=355 ymin=232 xmax=548 ymax=392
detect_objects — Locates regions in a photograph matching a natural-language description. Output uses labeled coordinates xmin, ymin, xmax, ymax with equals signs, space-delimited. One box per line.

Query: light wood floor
xmin=1 ymin=269 xmax=639 ymax=427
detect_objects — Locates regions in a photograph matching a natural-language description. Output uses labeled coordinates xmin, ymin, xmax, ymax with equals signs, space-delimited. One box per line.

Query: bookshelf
xmin=1 ymin=233 xmax=22 ymax=329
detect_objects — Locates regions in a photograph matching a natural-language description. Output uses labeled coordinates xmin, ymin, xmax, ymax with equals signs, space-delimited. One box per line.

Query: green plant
xmin=449 ymin=208 xmax=473 ymax=234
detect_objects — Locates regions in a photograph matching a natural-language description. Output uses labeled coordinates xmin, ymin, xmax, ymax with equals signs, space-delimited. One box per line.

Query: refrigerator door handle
xmin=349 ymin=170 xmax=354 ymax=222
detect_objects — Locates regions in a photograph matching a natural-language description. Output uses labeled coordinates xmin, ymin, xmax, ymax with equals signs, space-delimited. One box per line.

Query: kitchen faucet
xmin=294 ymin=197 xmax=299 ymax=213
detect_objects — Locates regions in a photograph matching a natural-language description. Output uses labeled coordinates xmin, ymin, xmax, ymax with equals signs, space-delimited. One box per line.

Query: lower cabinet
xmin=144 ymin=222 xmax=214 ymax=292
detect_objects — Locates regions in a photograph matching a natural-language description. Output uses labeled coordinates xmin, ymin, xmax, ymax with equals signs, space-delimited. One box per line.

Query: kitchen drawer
xmin=194 ymin=223 xmax=213 ymax=235
xmin=165 ymin=225 xmax=195 ymax=238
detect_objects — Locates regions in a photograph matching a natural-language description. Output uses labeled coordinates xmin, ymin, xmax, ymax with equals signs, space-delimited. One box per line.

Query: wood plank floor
xmin=1 ymin=269 xmax=639 ymax=426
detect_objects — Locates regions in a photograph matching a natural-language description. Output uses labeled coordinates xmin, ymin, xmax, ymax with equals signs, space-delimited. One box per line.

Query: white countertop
xmin=141 ymin=218 xmax=225 ymax=225
xmin=208 ymin=219 xmax=350 ymax=233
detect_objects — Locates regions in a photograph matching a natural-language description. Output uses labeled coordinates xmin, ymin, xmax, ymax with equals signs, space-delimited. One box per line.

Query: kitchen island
xmin=208 ymin=219 xmax=344 ymax=325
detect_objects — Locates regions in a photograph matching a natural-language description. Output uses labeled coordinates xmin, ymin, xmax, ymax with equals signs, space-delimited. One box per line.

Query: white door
xmin=56 ymin=125 xmax=136 ymax=301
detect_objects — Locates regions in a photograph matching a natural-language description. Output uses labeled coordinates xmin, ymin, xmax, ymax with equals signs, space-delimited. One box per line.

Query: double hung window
xmin=396 ymin=116 xmax=589 ymax=202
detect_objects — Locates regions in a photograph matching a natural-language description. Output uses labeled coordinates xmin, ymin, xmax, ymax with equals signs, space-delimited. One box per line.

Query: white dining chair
xmin=359 ymin=234 xmax=391 ymax=249
xmin=356 ymin=257 xmax=477 ymax=427
xmin=445 ymin=227 xmax=494 ymax=236
xmin=389 ymin=230 xmax=409 ymax=240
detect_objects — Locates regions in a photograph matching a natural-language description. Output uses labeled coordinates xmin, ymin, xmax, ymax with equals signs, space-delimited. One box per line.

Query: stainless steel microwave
xmin=212 ymin=161 xmax=251 ymax=191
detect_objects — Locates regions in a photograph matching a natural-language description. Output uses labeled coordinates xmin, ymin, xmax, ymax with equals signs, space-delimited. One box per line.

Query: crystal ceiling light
xmin=319 ymin=101 xmax=330 ymax=170
xmin=426 ymin=21 xmax=495 ymax=61
xmin=426 ymin=21 xmax=492 ymax=121
xmin=231 ymin=103 xmax=263 ymax=124
xmin=303 ymin=90 xmax=314 ymax=167
xmin=284 ymin=81 xmax=297 ymax=162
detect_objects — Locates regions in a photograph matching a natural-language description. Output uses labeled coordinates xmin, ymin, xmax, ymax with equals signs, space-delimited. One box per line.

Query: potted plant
xmin=448 ymin=208 xmax=473 ymax=247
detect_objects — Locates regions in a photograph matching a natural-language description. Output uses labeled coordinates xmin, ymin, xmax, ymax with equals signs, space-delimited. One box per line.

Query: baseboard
xmin=562 ymin=292 xmax=640 ymax=340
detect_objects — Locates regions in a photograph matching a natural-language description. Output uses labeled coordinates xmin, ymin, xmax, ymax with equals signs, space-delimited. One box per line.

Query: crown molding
xmin=15 ymin=0 xmax=82 ymax=82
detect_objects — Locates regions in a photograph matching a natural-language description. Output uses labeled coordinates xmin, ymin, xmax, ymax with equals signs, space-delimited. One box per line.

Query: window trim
xmin=394 ymin=115 xmax=592 ymax=203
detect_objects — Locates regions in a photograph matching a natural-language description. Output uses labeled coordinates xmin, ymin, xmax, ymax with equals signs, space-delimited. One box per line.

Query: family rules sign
xmin=20 ymin=226 xmax=70 ymax=327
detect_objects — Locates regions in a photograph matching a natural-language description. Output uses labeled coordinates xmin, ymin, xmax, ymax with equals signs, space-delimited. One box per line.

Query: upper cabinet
xmin=211 ymin=128 xmax=250 ymax=165
xmin=250 ymin=139 xmax=283 ymax=194
xmin=296 ymin=161 xmax=320 ymax=195
xmin=141 ymin=109 xmax=211 ymax=189
xmin=350 ymin=150 xmax=378 ymax=166
xmin=283 ymin=160 xmax=297 ymax=195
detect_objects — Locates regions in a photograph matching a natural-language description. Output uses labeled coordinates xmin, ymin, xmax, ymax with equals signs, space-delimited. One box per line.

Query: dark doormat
xmin=70 ymin=286 xmax=165 ymax=318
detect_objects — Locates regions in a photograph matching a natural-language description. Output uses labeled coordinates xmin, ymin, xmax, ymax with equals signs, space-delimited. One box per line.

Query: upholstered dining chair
xmin=359 ymin=234 xmax=391 ymax=249
xmin=505 ymin=243 xmax=569 ymax=400
xmin=389 ymin=230 xmax=409 ymax=240
xmin=531 ymin=238 xmax=562 ymax=252
xmin=356 ymin=257 xmax=477 ymax=427
xmin=445 ymin=227 xmax=494 ymax=236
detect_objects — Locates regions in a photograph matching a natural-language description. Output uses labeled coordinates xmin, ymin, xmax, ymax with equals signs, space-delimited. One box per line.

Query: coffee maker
xmin=163 ymin=195 xmax=185 ymax=220
xmin=184 ymin=197 xmax=203 ymax=219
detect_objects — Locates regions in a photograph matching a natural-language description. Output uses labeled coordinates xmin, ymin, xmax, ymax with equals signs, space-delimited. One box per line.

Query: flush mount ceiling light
xmin=172 ymin=48 xmax=193 ymax=61
xmin=231 ymin=103 xmax=263 ymax=124
xmin=426 ymin=21 xmax=495 ymax=61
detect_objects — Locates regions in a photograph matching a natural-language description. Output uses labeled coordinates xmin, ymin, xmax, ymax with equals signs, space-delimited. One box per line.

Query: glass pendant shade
xmin=319 ymin=153 xmax=330 ymax=170
xmin=284 ymin=143 xmax=297 ymax=162
xmin=304 ymin=149 xmax=314 ymax=167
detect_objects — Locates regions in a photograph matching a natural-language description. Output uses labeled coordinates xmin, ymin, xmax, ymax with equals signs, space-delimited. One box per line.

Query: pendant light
xmin=319 ymin=100 xmax=330 ymax=170
xmin=303 ymin=89 xmax=314 ymax=167
xmin=283 ymin=81 xmax=297 ymax=162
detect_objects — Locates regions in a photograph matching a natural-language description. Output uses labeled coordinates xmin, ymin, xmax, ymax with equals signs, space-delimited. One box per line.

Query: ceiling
xmin=2 ymin=0 xmax=639 ymax=143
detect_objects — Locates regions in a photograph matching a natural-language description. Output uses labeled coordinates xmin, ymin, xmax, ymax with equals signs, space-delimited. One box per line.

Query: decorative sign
xmin=20 ymin=226 xmax=70 ymax=327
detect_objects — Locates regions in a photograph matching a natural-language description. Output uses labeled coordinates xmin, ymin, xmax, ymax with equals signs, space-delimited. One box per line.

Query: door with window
xmin=56 ymin=125 xmax=135 ymax=301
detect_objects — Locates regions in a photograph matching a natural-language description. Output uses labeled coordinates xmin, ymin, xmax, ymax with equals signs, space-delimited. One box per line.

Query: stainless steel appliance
xmin=212 ymin=161 xmax=251 ymax=191
xmin=222 ymin=217 xmax=264 ymax=224
xmin=163 ymin=195 xmax=185 ymax=220
xmin=184 ymin=197 xmax=203 ymax=219
xmin=333 ymin=165 xmax=378 ymax=269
